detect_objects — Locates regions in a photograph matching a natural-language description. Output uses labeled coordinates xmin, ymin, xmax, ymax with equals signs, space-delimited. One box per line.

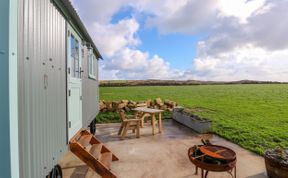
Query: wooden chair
xmin=135 ymin=103 xmax=152 ymax=127
xmin=137 ymin=112 xmax=152 ymax=128
xmin=118 ymin=110 xmax=141 ymax=139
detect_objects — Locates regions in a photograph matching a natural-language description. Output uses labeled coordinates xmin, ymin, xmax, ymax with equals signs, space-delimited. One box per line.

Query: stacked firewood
xmin=99 ymin=98 xmax=177 ymax=112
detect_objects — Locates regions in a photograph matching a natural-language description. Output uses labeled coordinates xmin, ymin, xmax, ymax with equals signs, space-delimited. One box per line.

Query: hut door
xmin=67 ymin=25 xmax=83 ymax=139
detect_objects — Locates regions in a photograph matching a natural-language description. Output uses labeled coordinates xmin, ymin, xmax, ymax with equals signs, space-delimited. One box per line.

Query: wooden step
xmin=69 ymin=129 xmax=118 ymax=178
xmin=78 ymin=135 xmax=92 ymax=148
xmin=100 ymin=152 xmax=113 ymax=170
xmin=89 ymin=143 xmax=102 ymax=159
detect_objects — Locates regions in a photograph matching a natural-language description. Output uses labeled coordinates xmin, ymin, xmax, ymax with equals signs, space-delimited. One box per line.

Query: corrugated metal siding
xmin=82 ymin=49 xmax=99 ymax=128
xmin=0 ymin=0 xmax=11 ymax=177
xmin=18 ymin=0 xmax=67 ymax=177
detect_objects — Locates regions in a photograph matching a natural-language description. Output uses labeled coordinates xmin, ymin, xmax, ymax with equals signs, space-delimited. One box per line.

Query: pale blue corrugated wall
xmin=10 ymin=0 xmax=20 ymax=177
xmin=18 ymin=0 xmax=67 ymax=177
xmin=82 ymin=50 xmax=99 ymax=128
xmin=0 ymin=0 xmax=12 ymax=177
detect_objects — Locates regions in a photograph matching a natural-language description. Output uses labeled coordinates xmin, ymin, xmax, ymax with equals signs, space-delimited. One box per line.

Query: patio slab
xmin=60 ymin=119 xmax=267 ymax=178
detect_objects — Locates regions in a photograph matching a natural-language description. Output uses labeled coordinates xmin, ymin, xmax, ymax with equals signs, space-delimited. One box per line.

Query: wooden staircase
xmin=69 ymin=129 xmax=119 ymax=178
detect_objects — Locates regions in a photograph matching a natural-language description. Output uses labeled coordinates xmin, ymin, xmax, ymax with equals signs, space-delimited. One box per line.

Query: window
xmin=81 ymin=48 xmax=84 ymax=59
xmin=70 ymin=35 xmax=80 ymax=78
xmin=88 ymin=50 xmax=98 ymax=79
xmin=93 ymin=56 xmax=97 ymax=77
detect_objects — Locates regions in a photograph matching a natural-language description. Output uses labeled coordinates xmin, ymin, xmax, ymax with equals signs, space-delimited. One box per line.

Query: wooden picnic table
xmin=133 ymin=107 xmax=164 ymax=135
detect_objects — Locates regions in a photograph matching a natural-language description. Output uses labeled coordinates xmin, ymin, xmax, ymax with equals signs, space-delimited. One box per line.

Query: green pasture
xmin=99 ymin=84 xmax=288 ymax=155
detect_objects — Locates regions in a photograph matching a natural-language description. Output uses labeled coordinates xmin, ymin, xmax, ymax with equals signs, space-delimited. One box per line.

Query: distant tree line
xmin=99 ymin=80 xmax=286 ymax=87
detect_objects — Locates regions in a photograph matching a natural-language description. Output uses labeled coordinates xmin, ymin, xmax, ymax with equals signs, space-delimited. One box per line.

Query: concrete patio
xmin=60 ymin=120 xmax=267 ymax=178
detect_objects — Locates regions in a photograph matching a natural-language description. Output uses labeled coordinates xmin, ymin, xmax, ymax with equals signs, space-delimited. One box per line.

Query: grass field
xmin=99 ymin=84 xmax=288 ymax=155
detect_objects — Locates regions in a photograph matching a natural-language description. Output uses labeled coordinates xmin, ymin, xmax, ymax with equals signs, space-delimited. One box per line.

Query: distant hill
xmin=99 ymin=79 xmax=286 ymax=87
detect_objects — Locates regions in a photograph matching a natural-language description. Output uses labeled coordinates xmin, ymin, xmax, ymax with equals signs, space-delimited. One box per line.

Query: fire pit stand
xmin=188 ymin=145 xmax=237 ymax=178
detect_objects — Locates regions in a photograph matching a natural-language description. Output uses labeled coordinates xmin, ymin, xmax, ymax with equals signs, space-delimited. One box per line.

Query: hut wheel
xmin=49 ymin=164 xmax=62 ymax=178
xmin=89 ymin=119 xmax=96 ymax=135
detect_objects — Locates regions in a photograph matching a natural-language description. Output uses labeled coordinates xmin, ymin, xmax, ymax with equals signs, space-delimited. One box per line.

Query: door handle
xmin=44 ymin=74 xmax=48 ymax=89
xmin=80 ymin=67 xmax=84 ymax=78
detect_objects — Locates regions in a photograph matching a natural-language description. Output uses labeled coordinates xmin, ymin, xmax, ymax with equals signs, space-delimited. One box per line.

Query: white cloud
xmin=146 ymin=0 xmax=219 ymax=35
xmin=218 ymin=0 xmax=267 ymax=23
xmin=100 ymin=48 xmax=185 ymax=80
xmin=71 ymin=0 xmax=131 ymax=24
xmin=188 ymin=0 xmax=288 ymax=82
xmin=72 ymin=0 xmax=288 ymax=81
xmin=99 ymin=64 xmax=119 ymax=80
xmin=73 ymin=0 xmax=197 ymax=80
xmin=105 ymin=48 xmax=148 ymax=70
xmin=89 ymin=19 xmax=140 ymax=57
xmin=203 ymin=0 xmax=288 ymax=54
xmin=192 ymin=45 xmax=288 ymax=82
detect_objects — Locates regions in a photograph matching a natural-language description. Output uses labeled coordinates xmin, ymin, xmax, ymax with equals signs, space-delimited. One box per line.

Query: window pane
xmin=81 ymin=48 xmax=84 ymax=59
xmin=70 ymin=35 xmax=80 ymax=78
xmin=74 ymin=39 xmax=80 ymax=78
xmin=70 ymin=35 xmax=75 ymax=77
xmin=93 ymin=57 xmax=97 ymax=77
xmin=89 ymin=54 xmax=92 ymax=76
xmin=87 ymin=51 xmax=97 ymax=79
xmin=70 ymin=35 xmax=74 ymax=57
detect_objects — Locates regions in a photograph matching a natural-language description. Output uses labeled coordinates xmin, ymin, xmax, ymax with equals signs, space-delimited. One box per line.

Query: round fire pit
xmin=188 ymin=145 xmax=237 ymax=178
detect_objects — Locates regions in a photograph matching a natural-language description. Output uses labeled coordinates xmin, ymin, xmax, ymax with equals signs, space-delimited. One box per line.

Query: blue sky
xmin=138 ymin=29 xmax=204 ymax=70
xmin=72 ymin=0 xmax=288 ymax=81
xmin=110 ymin=7 xmax=206 ymax=70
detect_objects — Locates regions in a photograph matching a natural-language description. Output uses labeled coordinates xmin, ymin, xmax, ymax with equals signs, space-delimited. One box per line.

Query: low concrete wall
xmin=172 ymin=108 xmax=212 ymax=133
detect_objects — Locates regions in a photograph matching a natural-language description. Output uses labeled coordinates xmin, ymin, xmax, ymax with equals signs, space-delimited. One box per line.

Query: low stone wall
xmin=99 ymin=98 xmax=177 ymax=112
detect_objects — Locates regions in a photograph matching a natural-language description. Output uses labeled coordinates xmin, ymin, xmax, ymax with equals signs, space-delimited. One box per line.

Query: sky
xmin=71 ymin=0 xmax=288 ymax=81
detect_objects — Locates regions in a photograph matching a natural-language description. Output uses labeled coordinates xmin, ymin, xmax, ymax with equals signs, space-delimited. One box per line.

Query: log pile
xmin=99 ymin=98 xmax=177 ymax=112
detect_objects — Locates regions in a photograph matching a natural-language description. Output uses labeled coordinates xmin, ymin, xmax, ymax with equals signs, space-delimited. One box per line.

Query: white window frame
xmin=88 ymin=50 xmax=97 ymax=80
xmin=70 ymin=34 xmax=81 ymax=79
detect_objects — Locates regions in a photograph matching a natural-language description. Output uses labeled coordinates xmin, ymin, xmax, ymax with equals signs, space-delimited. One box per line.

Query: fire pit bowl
xmin=188 ymin=145 xmax=237 ymax=178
